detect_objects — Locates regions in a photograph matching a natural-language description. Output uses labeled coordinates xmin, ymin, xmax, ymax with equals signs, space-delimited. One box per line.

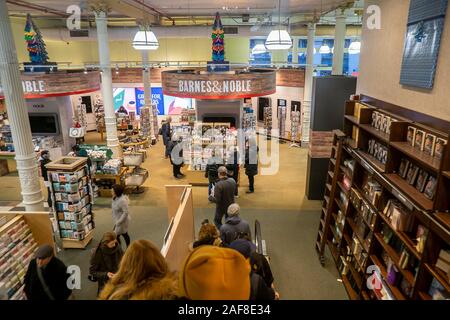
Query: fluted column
xmin=93 ymin=8 xmax=121 ymax=158
xmin=302 ymin=23 xmax=316 ymax=145
xmin=141 ymin=51 xmax=155 ymax=140
xmin=0 ymin=0 xmax=43 ymax=211
xmin=332 ymin=11 xmax=347 ymax=75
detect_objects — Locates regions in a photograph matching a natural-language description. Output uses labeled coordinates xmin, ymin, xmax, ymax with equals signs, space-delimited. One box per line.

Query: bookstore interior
xmin=0 ymin=0 xmax=450 ymax=305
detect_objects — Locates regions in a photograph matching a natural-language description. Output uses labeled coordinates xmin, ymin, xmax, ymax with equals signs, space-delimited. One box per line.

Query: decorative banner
xmin=161 ymin=69 xmax=276 ymax=100
xmin=164 ymin=95 xmax=192 ymax=115
xmin=0 ymin=71 xmax=100 ymax=99
xmin=400 ymin=0 xmax=449 ymax=89
xmin=135 ymin=87 xmax=165 ymax=115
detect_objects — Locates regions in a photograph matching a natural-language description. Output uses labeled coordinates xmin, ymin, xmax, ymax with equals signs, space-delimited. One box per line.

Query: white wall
xmin=357 ymin=0 xmax=450 ymax=121
xmin=252 ymin=86 xmax=304 ymax=138
xmin=26 ymin=96 xmax=75 ymax=154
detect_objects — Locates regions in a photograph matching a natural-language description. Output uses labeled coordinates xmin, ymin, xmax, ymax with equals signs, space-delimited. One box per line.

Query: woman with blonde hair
xmin=99 ymin=239 xmax=178 ymax=300
xmin=191 ymin=219 xmax=223 ymax=249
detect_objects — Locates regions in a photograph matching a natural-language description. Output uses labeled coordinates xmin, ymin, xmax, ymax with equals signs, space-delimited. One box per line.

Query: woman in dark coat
xmin=89 ymin=232 xmax=124 ymax=294
xmin=244 ymin=137 xmax=259 ymax=194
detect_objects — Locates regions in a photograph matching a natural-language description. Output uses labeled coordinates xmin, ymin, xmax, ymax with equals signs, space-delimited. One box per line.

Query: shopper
xmin=89 ymin=232 xmax=124 ymax=294
xmin=209 ymin=166 xmax=236 ymax=229
xmin=70 ymin=144 xmax=93 ymax=174
xmin=178 ymin=245 xmax=251 ymax=300
xmin=205 ymin=150 xmax=220 ymax=197
xmin=162 ymin=116 xmax=172 ymax=158
xmin=244 ymin=137 xmax=259 ymax=194
xmin=220 ymin=203 xmax=251 ymax=246
xmin=229 ymin=239 xmax=278 ymax=300
xmin=24 ymin=244 xmax=72 ymax=301
xmin=111 ymin=184 xmax=131 ymax=248
xmin=39 ymin=150 xmax=52 ymax=208
xmin=192 ymin=219 xmax=223 ymax=249
xmin=168 ymin=135 xmax=184 ymax=179
xmin=99 ymin=239 xmax=178 ymax=300
xmin=226 ymin=146 xmax=240 ymax=197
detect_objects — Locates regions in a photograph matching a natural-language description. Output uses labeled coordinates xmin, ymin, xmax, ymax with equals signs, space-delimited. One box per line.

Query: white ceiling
xmin=6 ymin=0 xmax=358 ymax=18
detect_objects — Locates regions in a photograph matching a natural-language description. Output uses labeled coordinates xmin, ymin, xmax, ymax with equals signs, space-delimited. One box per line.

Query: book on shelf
xmin=406 ymin=164 xmax=420 ymax=185
xmin=407 ymin=126 xmax=416 ymax=146
xmin=415 ymin=169 xmax=429 ymax=193
xmin=423 ymin=175 xmax=437 ymax=200
xmin=387 ymin=262 xmax=400 ymax=286
xmin=371 ymin=111 xmax=378 ymax=128
xmin=414 ymin=130 xmax=426 ymax=151
xmin=424 ymin=133 xmax=436 ymax=156
xmin=398 ymin=159 xmax=410 ymax=179
xmin=380 ymin=115 xmax=388 ymax=133
xmin=435 ymin=249 xmax=450 ymax=280
xmin=415 ymin=225 xmax=428 ymax=254
xmin=428 ymin=277 xmax=450 ymax=300
xmin=400 ymin=277 xmax=413 ymax=298
xmin=434 ymin=138 xmax=447 ymax=160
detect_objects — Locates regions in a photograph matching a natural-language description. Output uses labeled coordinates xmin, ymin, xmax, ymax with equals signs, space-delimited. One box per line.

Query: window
xmin=249 ymin=38 xmax=271 ymax=66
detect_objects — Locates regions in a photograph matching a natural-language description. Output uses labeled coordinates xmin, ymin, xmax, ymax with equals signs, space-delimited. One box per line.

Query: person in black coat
xmin=226 ymin=147 xmax=240 ymax=196
xmin=24 ymin=244 xmax=72 ymax=301
xmin=161 ymin=117 xmax=172 ymax=158
xmin=168 ymin=135 xmax=184 ymax=179
xmin=89 ymin=232 xmax=124 ymax=294
xmin=39 ymin=150 xmax=52 ymax=208
xmin=209 ymin=166 xmax=236 ymax=229
xmin=244 ymin=137 xmax=259 ymax=194
xmin=205 ymin=150 xmax=221 ymax=197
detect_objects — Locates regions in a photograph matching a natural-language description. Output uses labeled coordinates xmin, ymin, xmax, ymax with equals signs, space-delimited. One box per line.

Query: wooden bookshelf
xmin=370 ymin=254 xmax=407 ymax=300
xmin=344 ymin=115 xmax=360 ymax=126
xmin=384 ymin=173 xmax=434 ymax=211
xmin=390 ymin=141 xmax=441 ymax=173
xmin=424 ymin=263 xmax=450 ymax=292
xmin=341 ymin=274 xmax=359 ymax=300
xmin=418 ymin=291 xmax=432 ymax=300
xmin=434 ymin=212 xmax=450 ymax=231
xmin=442 ymin=171 xmax=450 ymax=179
xmin=357 ymin=150 xmax=386 ymax=173
xmin=359 ymin=124 xmax=390 ymax=143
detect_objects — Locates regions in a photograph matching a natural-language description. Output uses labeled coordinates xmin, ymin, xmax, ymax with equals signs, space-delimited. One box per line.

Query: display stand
xmin=161 ymin=186 xmax=195 ymax=272
xmin=46 ymin=157 xmax=95 ymax=249
xmin=290 ymin=109 xmax=301 ymax=148
xmin=264 ymin=106 xmax=272 ymax=140
xmin=123 ymin=152 xmax=148 ymax=194
xmin=0 ymin=212 xmax=55 ymax=300
xmin=94 ymin=167 xmax=127 ymax=197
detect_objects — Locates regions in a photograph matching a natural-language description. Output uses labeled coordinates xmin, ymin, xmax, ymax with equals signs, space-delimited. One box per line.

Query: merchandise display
xmin=277 ymin=105 xmax=286 ymax=139
xmin=263 ymin=106 xmax=272 ymax=139
xmin=290 ymin=111 xmax=301 ymax=144
xmin=46 ymin=157 xmax=95 ymax=248
xmin=0 ymin=112 xmax=13 ymax=151
xmin=139 ymin=106 xmax=152 ymax=138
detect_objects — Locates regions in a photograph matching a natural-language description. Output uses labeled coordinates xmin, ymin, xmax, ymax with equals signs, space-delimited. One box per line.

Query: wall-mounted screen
xmin=28 ymin=113 xmax=60 ymax=135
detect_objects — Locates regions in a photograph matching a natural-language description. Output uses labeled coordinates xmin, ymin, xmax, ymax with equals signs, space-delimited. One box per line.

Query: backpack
xmin=250 ymin=252 xmax=274 ymax=287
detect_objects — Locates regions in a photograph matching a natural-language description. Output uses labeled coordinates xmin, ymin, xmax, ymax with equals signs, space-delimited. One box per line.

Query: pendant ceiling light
xmin=348 ymin=40 xmax=361 ymax=54
xmin=265 ymin=0 xmax=292 ymax=50
xmin=252 ymin=43 xmax=267 ymax=55
xmin=319 ymin=43 xmax=331 ymax=54
xmin=133 ymin=29 xmax=159 ymax=50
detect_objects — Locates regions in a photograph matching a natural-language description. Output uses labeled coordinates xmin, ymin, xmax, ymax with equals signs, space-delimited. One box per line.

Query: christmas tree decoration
xmin=24 ymin=14 xmax=49 ymax=65
xmin=211 ymin=12 xmax=225 ymax=62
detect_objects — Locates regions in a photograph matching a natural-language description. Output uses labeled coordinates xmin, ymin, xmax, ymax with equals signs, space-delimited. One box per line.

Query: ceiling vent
xmin=223 ymin=26 xmax=238 ymax=34
xmin=69 ymin=29 xmax=89 ymax=37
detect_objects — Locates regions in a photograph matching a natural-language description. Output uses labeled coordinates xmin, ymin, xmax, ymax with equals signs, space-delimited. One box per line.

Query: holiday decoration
xmin=211 ymin=12 xmax=225 ymax=62
xmin=24 ymin=14 xmax=49 ymax=65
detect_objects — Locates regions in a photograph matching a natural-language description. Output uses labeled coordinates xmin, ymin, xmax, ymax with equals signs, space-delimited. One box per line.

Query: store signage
xmin=22 ymin=80 xmax=45 ymax=93
xmin=162 ymin=69 xmax=276 ymax=100
xmin=0 ymin=71 xmax=101 ymax=99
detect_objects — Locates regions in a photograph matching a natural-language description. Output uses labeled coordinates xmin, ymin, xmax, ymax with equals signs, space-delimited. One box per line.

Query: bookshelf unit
xmin=0 ymin=213 xmax=54 ymax=300
xmin=46 ymin=157 xmax=95 ymax=249
xmin=318 ymin=97 xmax=450 ymax=300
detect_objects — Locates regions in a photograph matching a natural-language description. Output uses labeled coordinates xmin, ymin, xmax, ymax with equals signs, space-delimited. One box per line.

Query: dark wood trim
xmin=360 ymin=94 xmax=450 ymax=133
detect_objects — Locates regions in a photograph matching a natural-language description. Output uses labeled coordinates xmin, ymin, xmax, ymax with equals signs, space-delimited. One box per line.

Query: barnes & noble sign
xmin=162 ymin=69 xmax=276 ymax=99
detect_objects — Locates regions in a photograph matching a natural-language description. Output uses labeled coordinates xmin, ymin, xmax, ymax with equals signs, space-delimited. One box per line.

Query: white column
xmin=0 ymin=0 xmax=43 ymax=211
xmin=292 ymin=37 xmax=299 ymax=64
xmin=94 ymin=10 xmax=121 ymax=158
xmin=141 ymin=51 xmax=155 ymax=140
xmin=332 ymin=12 xmax=347 ymax=75
xmin=302 ymin=23 xmax=315 ymax=145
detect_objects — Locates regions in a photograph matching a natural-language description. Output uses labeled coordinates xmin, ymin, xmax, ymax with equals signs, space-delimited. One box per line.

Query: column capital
xmin=307 ymin=22 xmax=316 ymax=31
xmin=91 ymin=1 xmax=110 ymax=17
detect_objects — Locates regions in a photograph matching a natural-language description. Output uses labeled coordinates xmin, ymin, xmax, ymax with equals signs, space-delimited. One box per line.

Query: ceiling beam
xmin=125 ymin=0 xmax=174 ymax=23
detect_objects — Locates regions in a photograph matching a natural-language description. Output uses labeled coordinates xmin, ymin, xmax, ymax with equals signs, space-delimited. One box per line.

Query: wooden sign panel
xmin=0 ymin=71 xmax=101 ymax=99
xmin=161 ymin=69 xmax=276 ymax=100
xmin=276 ymin=68 xmax=305 ymax=88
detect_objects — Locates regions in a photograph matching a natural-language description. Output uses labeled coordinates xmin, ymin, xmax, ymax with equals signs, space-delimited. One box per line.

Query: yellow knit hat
xmin=179 ymin=245 xmax=251 ymax=300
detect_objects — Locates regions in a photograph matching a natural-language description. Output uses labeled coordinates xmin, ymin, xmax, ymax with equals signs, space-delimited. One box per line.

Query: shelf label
xmin=392 ymin=188 xmax=414 ymax=211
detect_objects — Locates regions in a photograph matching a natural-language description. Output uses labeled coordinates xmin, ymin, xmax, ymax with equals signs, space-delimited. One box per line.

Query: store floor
xmin=0 ymin=131 xmax=347 ymax=300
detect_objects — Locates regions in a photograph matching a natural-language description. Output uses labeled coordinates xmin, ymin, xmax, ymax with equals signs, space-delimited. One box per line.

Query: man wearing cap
xmin=209 ymin=166 xmax=237 ymax=229
xmin=24 ymin=244 xmax=72 ymax=300
xmin=220 ymin=203 xmax=251 ymax=246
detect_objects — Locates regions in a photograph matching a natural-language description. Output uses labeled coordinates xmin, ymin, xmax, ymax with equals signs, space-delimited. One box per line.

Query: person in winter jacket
xmin=205 ymin=150 xmax=221 ymax=197
xmin=89 ymin=232 xmax=124 ymax=294
xmin=168 ymin=135 xmax=184 ymax=179
xmin=192 ymin=219 xmax=223 ymax=249
xmin=244 ymin=137 xmax=259 ymax=193
xmin=99 ymin=239 xmax=178 ymax=300
xmin=209 ymin=166 xmax=236 ymax=229
xmin=39 ymin=150 xmax=52 ymax=208
xmin=226 ymin=147 xmax=240 ymax=196
xmin=220 ymin=203 xmax=251 ymax=246
xmin=24 ymin=244 xmax=72 ymax=301
xmin=111 ymin=184 xmax=131 ymax=248
xmin=161 ymin=116 xmax=172 ymax=158
xmin=229 ymin=239 xmax=279 ymax=300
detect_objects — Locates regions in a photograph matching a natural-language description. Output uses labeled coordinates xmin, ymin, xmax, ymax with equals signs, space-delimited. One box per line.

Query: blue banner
xmin=134 ymin=87 xmax=165 ymax=115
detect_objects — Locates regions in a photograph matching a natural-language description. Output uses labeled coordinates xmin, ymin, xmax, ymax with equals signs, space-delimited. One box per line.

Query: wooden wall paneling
xmin=275 ymin=68 xmax=305 ymax=87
